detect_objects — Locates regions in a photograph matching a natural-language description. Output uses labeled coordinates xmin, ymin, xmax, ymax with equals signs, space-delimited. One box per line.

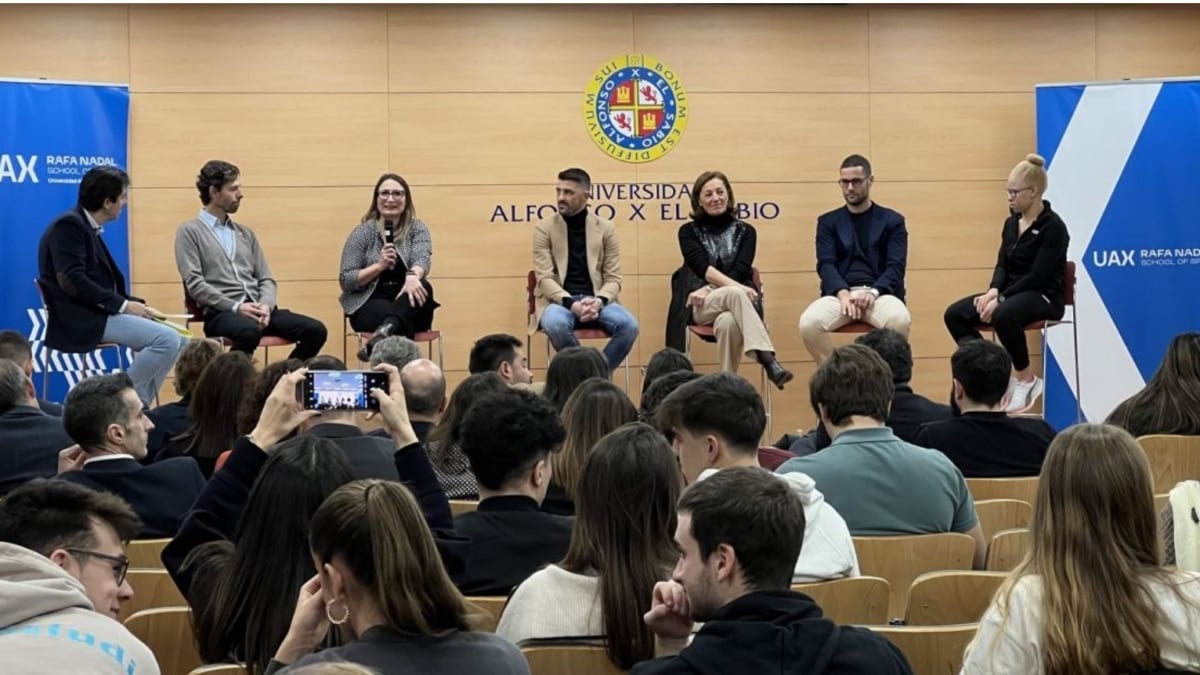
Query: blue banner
xmin=0 ymin=78 xmax=131 ymax=403
xmin=1036 ymin=78 xmax=1200 ymax=429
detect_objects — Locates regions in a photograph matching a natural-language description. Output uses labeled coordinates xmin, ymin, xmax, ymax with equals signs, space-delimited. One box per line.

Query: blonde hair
xmin=1010 ymin=153 xmax=1048 ymax=196
xmin=287 ymin=664 xmax=379 ymax=675
xmin=971 ymin=424 xmax=1182 ymax=674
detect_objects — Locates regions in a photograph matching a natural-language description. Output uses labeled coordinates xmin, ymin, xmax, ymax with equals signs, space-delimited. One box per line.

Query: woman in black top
xmin=670 ymin=171 xmax=792 ymax=389
xmin=943 ymin=153 xmax=1069 ymax=413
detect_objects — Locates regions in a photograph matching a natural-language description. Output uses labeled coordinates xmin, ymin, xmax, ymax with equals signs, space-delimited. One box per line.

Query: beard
xmin=225 ymin=199 xmax=241 ymax=214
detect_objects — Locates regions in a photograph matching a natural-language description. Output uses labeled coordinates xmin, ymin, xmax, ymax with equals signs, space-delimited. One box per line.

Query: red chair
xmin=526 ymin=270 xmax=632 ymax=392
xmin=758 ymin=446 xmax=795 ymax=471
xmin=32 ymin=279 xmax=127 ymax=397
xmin=976 ymin=260 xmax=1081 ymax=422
xmin=345 ymin=316 xmax=444 ymax=369
xmin=183 ymin=287 xmax=293 ymax=362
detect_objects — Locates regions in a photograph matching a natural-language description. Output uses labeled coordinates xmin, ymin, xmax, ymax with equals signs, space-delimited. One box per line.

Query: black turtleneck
xmin=678 ymin=211 xmax=757 ymax=286
xmin=561 ymin=208 xmax=595 ymax=302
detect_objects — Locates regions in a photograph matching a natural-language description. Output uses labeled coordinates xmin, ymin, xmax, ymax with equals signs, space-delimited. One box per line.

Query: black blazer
xmin=146 ymin=399 xmax=191 ymax=463
xmin=308 ymin=424 xmax=400 ymax=481
xmin=58 ymin=456 xmax=206 ymax=538
xmin=37 ymin=206 xmax=140 ymax=353
xmin=816 ymin=203 xmax=908 ymax=301
xmin=455 ymin=495 xmax=573 ymax=597
xmin=0 ymin=405 xmax=75 ymax=496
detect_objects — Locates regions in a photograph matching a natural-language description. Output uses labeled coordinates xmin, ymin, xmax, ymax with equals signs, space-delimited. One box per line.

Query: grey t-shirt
xmin=273 ymin=626 xmax=530 ymax=675
xmin=776 ymin=426 xmax=978 ymax=536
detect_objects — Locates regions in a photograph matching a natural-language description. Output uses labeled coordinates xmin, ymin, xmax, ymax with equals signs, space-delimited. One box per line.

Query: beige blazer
xmin=530 ymin=212 xmax=623 ymax=330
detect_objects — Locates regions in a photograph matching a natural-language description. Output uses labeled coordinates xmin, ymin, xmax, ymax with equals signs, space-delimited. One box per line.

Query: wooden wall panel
xmin=131 ymin=94 xmax=389 ymax=188
xmin=129 ymin=6 xmax=388 ymax=93
xmin=869 ymin=7 xmax=1096 ymax=93
xmin=0 ymin=6 xmax=129 ymax=83
xmin=877 ymin=181 xmax=1008 ymax=271
xmin=1096 ymin=6 xmax=1200 ymax=80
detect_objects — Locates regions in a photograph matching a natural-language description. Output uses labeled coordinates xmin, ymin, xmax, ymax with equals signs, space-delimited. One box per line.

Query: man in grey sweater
xmin=174 ymin=160 xmax=327 ymax=360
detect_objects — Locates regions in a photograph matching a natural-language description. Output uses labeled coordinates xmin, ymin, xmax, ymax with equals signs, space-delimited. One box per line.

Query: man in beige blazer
xmin=531 ymin=168 xmax=639 ymax=372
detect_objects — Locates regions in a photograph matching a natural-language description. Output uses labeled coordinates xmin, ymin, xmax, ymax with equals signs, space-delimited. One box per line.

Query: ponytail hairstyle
xmin=310 ymin=480 xmax=471 ymax=636
xmin=1010 ymin=153 xmax=1048 ymax=197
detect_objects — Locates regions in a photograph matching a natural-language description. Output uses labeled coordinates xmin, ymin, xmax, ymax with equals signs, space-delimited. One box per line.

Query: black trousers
xmin=943 ymin=291 xmax=1063 ymax=371
xmin=204 ymin=307 xmax=328 ymax=361
xmin=348 ymin=279 xmax=440 ymax=338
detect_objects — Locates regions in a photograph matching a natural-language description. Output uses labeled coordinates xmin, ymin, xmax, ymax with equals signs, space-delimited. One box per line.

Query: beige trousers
xmin=692 ymin=286 xmax=776 ymax=374
xmin=798 ymin=292 xmax=911 ymax=363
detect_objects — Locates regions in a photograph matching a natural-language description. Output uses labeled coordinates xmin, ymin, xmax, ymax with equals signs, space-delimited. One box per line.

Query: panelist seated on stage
xmin=339 ymin=173 xmax=441 ymax=363
xmin=532 ymin=167 xmax=639 ymax=373
xmin=799 ymin=154 xmax=911 ymax=365
xmin=36 ymin=166 xmax=186 ymax=406
xmin=174 ymin=160 xmax=327 ymax=361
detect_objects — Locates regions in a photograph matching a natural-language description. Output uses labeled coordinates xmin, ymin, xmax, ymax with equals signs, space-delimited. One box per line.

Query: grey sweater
xmin=174 ymin=215 xmax=278 ymax=312
xmin=269 ymin=625 xmax=529 ymax=675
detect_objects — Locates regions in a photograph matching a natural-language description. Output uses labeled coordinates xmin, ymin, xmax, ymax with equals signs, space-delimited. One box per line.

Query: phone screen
xmin=302 ymin=370 xmax=389 ymax=412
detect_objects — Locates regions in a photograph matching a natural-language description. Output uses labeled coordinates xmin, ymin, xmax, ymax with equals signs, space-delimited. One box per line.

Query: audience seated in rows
xmin=657 ymin=372 xmax=859 ymax=582
xmin=542 ymin=377 xmax=637 ymax=516
xmin=791 ymin=328 xmax=951 ymax=455
xmin=267 ymin=480 xmax=528 ymax=674
xmin=426 ymin=371 xmax=508 ymax=499
xmin=302 ymin=355 xmax=398 ymax=481
xmin=777 ymin=344 xmax=986 ymax=567
xmin=146 ymin=337 xmax=221 ymax=460
xmin=499 ymin=423 xmax=683 ymax=669
xmin=641 ymin=347 xmax=694 ymax=399
xmin=469 ymin=334 xmax=534 ymax=387
xmin=1106 ymin=331 xmax=1200 ymax=439
xmin=0 ymin=329 xmax=63 ymax=416
xmin=639 ymin=369 xmax=702 ymax=424
xmin=541 ymin=346 xmax=608 ymax=412
xmin=159 ymin=350 xmax=258 ymax=478
xmin=0 ymin=480 xmax=159 ymax=674
xmin=631 ymin=467 xmax=912 ymax=674
xmin=914 ymin=339 xmax=1054 ymax=477
xmin=455 ymin=388 xmax=571 ymax=596
xmin=58 ymin=372 xmax=204 ymax=538
xmin=0 ymin=360 xmax=73 ymax=495
xmin=963 ymin=423 xmax=1200 ymax=674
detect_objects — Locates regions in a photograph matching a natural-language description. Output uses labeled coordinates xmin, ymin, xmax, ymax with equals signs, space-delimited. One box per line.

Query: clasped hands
xmin=837 ymin=289 xmax=877 ymax=320
xmin=236 ymin=302 xmax=272 ymax=327
xmin=974 ymin=288 xmax=1000 ymax=323
xmin=571 ymin=296 xmax=605 ymax=322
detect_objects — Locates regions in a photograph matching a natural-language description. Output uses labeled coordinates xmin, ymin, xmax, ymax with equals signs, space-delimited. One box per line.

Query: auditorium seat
xmin=449 ymin=499 xmax=479 ymax=517
xmin=124 ymin=607 xmax=202 ymax=675
xmin=985 ymin=528 xmax=1031 ymax=572
xmin=188 ymin=666 xmax=248 ymax=675
xmin=119 ymin=569 xmax=188 ymax=622
xmin=466 ymin=596 xmax=507 ymax=632
xmin=521 ymin=644 xmax=626 ymax=675
xmin=869 ymin=624 xmax=978 ymax=675
xmin=126 ymin=538 xmax=171 ymax=569
xmin=525 ymin=270 xmax=631 ymax=392
xmin=791 ymin=575 xmax=890 ymax=625
xmin=852 ymin=533 xmax=976 ymax=620
xmin=344 ymin=316 xmax=444 ymax=369
xmin=757 ymin=446 xmax=795 ymax=471
xmin=965 ymin=476 xmax=1038 ymax=507
xmin=1137 ymin=435 xmax=1200 ymax=494
xmin=904 ymin=570 xmax=1007 ymax=626
xmin=973 ymin=499 xmax=1032 ymax=540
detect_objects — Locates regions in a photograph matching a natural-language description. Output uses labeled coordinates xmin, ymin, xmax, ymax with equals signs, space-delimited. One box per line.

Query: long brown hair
xmin=1106 ymin=332 xmax=1200 ymax=438
xmin=426 ymin=371 xmax=508 ymax=464
xmin=184 ymin=351 xmax=257 ymax=459
xmin=310 ymin=479 xmax=472 ymax=636
xmin=561 ymin=423 xmax=682 ymax=669
xmin=973 ymin=423 xmax=1180 ymax=675
xmin=361 ymin=173 xmax=416 ymax=242
xmin=553 ymin=378 xmax=637 ymax=502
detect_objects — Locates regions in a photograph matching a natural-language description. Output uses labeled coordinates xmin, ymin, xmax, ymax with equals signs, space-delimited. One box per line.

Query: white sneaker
xmin=1005 ymin=376 xmax=1044 ymax=414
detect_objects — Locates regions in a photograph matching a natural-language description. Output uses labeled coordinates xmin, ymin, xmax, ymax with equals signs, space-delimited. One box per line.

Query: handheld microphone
xmin=383 ymin=219 xmax=395 ymax=245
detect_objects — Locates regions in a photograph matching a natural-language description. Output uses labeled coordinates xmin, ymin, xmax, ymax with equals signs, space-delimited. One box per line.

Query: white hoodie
xmin=698 ymin=468 xmax=860 ymax=583
xmin=0 ymin=543 xmax=161 ymax=675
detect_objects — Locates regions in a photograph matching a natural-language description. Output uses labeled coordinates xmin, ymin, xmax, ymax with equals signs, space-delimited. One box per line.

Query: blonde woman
xmin=962 ymin=424 xmax=1200 ymax=674
xmin=943 ymin=154 xmax=1069 ymax=414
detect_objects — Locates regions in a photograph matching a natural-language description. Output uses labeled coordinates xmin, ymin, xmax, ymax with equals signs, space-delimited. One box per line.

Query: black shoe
xmin=357 ymin=323 xmax=395 ymax=363
xmin=765 ymin=360 xmax=794 ymax=390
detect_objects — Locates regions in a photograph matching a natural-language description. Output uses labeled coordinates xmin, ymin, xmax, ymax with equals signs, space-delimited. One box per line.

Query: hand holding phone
xmin=301 ymin=370 xmax=390 ymax=412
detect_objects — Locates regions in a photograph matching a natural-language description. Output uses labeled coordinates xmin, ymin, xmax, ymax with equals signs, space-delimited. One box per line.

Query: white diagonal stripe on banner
xmin=1044 ymin=82 xmax=1162 ymax=422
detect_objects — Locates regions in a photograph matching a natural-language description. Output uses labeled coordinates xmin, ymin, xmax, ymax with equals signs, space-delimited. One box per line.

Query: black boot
xmin=756 ymin=350 xmax=794 ymax=390
xmin=357 ymin=319 xmax=398 ymax=363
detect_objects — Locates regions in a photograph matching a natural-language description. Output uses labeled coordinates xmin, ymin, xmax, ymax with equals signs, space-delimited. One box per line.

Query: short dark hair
xmin=460 ymin=388 xmax=565 ymax=490
xmin=0 ymin=360 xmax=29 ymax=414
xmin=639 ymin=370 xmax=702 ymax=424
xmin=855 ymin=328 xmax=912 ymax=384
xmin=840 ymin=154 xmax=872 ymax=176
xmin=468 ymin=334 xmax=523 ymax=374
xmin=0 ymin=330 xmax=33 ymax=364
xmin=0 ymin=479 xmax=142 ymax=554
xmin=305 ymin=355 xmax=346 ymax=371
xmin=174 ymin=339 xmax=223 ymax=398
xmin=642 ymin=348 xmax=694 ymax=396
xmin=656 ymin=372 xmax=764 ymax=453
xmin=543 ymin=346 xmax=609 ymax=412
xmin=809 ymin=344 xmax=893 ymax=425
xmin=557 ymin=168 xmax=591 ymax=191
xmin=78 ymin=166 xmax=130 ymax=212
xmin=952 ymin=340 xmax=1013 ymax=407
xmin=63 ymin=373 xmax=137 ymax=450
xmin=196 ymin=160 xmax=240 ymax=205
xmin=677 ymin=467 xmax=805 ymax=591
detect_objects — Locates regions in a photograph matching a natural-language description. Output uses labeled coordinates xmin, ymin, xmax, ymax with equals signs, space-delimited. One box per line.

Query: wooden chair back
xmin=852 ymin=533 xmax=976 ymax=620
xmin=791 ymin=575 xmax=890 ymax=625
xmin=126 ymin=538 xmax=171 ymax=569
xmin=124 ymin=607 xmax=201 ymax=675
xmin=965 ymin=477 xmax=1038 ymax=507
xmin=871 ymin=624 xmax=978 ymax=675
xmin=904 ymin=571 xmax=1008 ymax=626
xmin=119 ymin=569 xmax=188 ymax=622
xmin=1138 ymin=435 xmax=1200 ymax=494
xmin=973 ymin=499 xmax=1032 ymax=540
xmin=188 ymin=666 xmax=248 ymax=675
xmin=985 ymin=528 xmax=1031 ymax=572
xmin=450 ymin=499 xmax=479 ymax=517
xmin=521 ymin=644 xmax=626 ymax=675
xmin=466 ymin=596 xmax=507 ymax=632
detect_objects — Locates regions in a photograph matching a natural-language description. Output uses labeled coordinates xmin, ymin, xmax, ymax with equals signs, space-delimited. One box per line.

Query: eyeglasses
xmin=1006 ymin=187 xmax=1033 ymax=198
xmin=378 ymin=190 xmax=406 ymax=200
xmin=838 ymin=178 xmax=869 ymax=188
xmin=65 ymin=548 xmax=129 ymax=585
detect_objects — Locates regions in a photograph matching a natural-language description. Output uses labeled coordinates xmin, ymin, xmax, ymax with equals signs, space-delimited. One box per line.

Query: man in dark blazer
xmin=56 ymin=372 xmax=205 ymax=538
xmin=799 ymin=154 xmax=912 ymax=363
xmin=0 ymin=360 xmax=74 ymax=496
xmin=0 ymin=330 xmax=63 ymax=415
xmin=36 ymin=166 xmax=186 ymax=406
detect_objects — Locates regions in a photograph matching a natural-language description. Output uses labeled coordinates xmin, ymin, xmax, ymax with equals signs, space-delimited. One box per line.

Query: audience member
xmin=456 ymin=388 xmax=571 ymax=596
xmin=426 ymin=372 xmax=508 ymax=499
xmin=0 ymin=329 xmax=63 ymax=415
xmin=0 ymin=480 xmax=158 ymax=674
xmin=777 ymin=345 xmax=985 ymax=567
xmin=300 ymin=356 xmax=398 ymax=481
xmin=58 ymin=373 xmax=205 ymax=538
xmin=542 ymin=345 xmax=608 ymax=412
xmin=543 ymin=377 xmax=637 ymax=516
xmin=642 ymin=347 xmax=694 ymax=398
xmin=657 ymin=372 xmax=858 ymax=582
xmin=914 ymin=340 xmax=1054 ymax=477
xmin=287 ymin=665 xmax=379 ymax=675
xmin=367 ymin=335 xmax=422 ymax=371
xmin=468 ymin=334 xmax=533 ymax=386
xmin=632 ymin=468 xmax=912 ymax=674
xmin=499 ymin=423 xmax=683 ymax=669
xmin=1106 ymin=331 xmax=1200 ymax=438
xmin=963 ymin=423 xmax=1200 ymax=674
xmin=397 ymin=358 xmax=446 ymax=444
xmin=146 ymin=338 xmax=222 ymax=460
xmin=238 ymin=358 xmax=304 ymax=436
xmin=638 ymin=370 xmax=702 ymax=424
xmin=159 ymin=350 xmax=257 ymax=478
xmin=267 ymin=480 xmax=528 ymax=674
xmin=0 ymin=360 xmax=73 ymax=495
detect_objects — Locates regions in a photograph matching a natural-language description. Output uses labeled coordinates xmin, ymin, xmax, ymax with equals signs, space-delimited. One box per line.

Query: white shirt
xmin=83 ymin=210 xmax=127 ymax=314
xmin=82 ymin=453 xmax=136 ymax=466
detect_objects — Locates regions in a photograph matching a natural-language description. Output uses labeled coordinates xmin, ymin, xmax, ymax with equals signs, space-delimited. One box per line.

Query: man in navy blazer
xmin=56 ymin=372 xmax=205 ymax=539
xmin=0 ymin=360 xmax=74 ymax=496
xmin=36 ymin=166 xmax=186 ymax=406
xmin=799 ymin=155 xmax=912 ymax=363
xmin=0 ymin=330 xmax=64 ymax=416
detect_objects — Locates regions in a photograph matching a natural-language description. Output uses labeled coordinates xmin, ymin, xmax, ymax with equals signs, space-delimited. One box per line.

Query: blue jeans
xmin=101 ymin=314 xmax=188 ymax=405
xmin=540 ymin=296 xmax=639 ymax=371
